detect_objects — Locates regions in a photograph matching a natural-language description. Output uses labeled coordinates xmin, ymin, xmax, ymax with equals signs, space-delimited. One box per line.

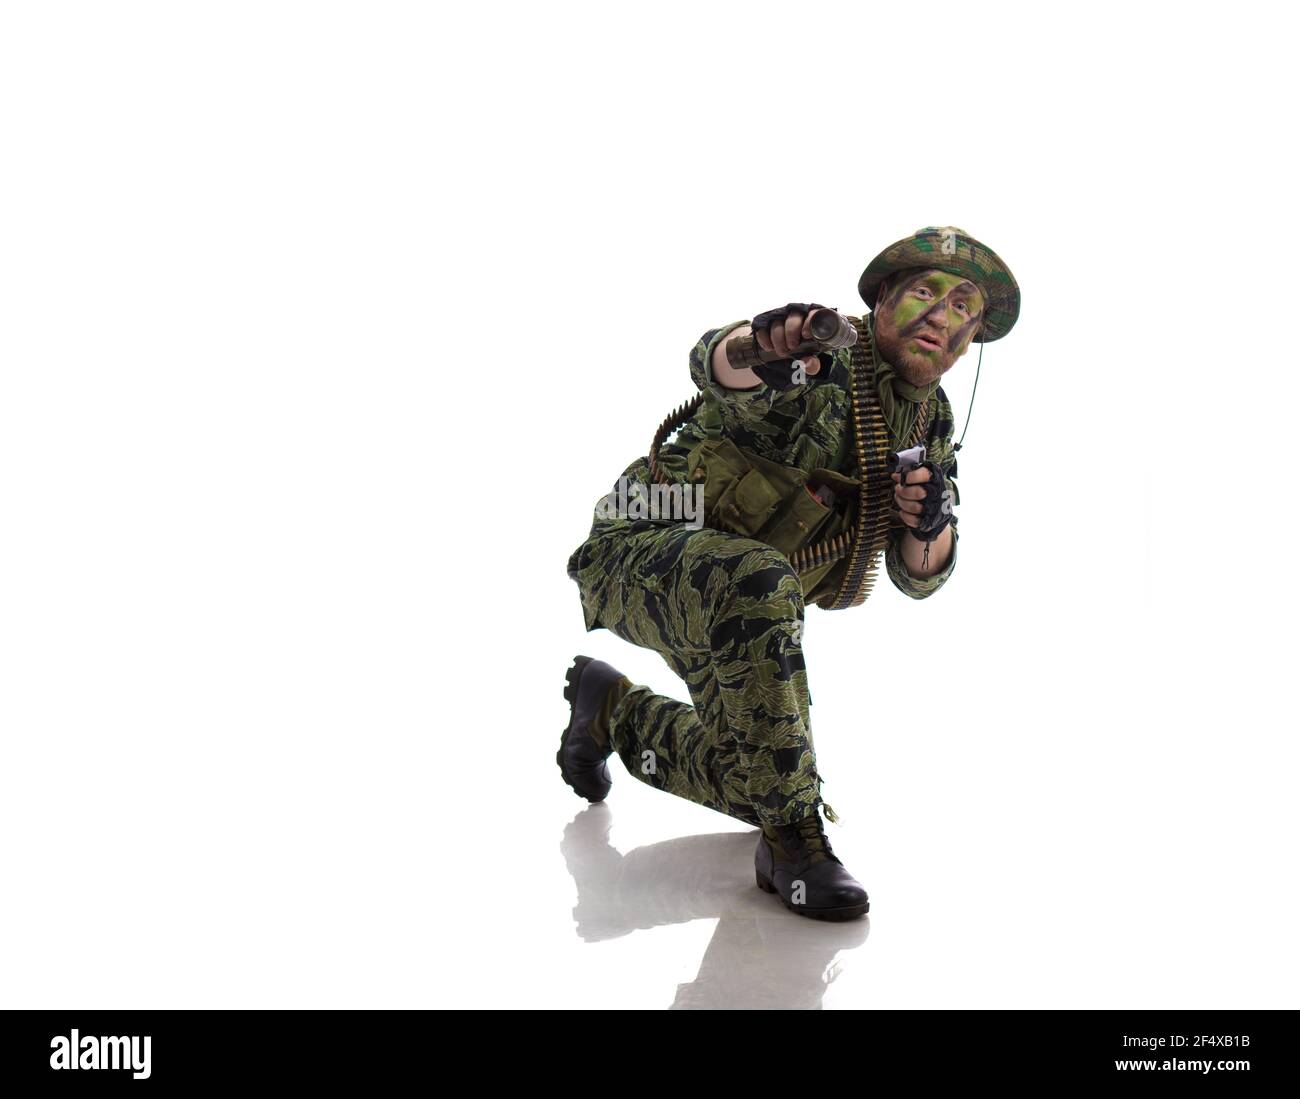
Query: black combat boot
xmin=755 ymin=812 xmax=869 ymax=921
xmin=557 ymin=655 xmax=631 ymax=802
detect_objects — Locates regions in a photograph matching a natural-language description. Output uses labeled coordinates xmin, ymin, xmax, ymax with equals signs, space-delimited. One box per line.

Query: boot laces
xmin=777 ymin=813 xmax=837 ymax=863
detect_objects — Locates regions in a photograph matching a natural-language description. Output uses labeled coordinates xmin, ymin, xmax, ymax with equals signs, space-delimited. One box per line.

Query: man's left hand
xmin=891 ymin=462 xmax=953 ymax=537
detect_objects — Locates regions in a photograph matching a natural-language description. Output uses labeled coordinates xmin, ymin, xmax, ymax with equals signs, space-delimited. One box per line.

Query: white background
xmin=2 ymin=1 xmax=1296 ymax=1009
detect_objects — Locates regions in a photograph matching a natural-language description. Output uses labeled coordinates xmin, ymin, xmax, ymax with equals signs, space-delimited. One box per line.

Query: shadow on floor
xmin=560 ymin=803 xmax=869 ymax=1009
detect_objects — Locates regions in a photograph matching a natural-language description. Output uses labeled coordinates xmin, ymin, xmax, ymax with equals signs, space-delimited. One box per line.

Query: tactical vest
xmin=648 ymin=318 xmax=929 ymax=610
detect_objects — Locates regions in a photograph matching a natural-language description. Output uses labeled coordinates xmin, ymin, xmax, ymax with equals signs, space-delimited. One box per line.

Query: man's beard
xmin=873 ymin=322 xmax=952 ymax=387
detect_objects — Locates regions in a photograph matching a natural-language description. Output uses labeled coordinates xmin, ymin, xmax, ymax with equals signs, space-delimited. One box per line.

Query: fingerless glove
xmin=749 ymin=302 xmax=831 ymax=392
xmin=904 ymin=460 xmax=954 ymax=542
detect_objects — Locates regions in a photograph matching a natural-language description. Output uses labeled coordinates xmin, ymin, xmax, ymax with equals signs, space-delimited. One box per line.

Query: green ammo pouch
xmin=685 ymin=438 xmax=855 ymax=560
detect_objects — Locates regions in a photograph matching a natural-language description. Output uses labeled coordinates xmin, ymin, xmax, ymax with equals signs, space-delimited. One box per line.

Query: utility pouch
xmin=686 ymin=437 xmax=852 ymax=559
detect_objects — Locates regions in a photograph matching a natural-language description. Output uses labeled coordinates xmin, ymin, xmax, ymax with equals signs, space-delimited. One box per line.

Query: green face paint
xmin=874 ymin=268 xmax=985 ymax=388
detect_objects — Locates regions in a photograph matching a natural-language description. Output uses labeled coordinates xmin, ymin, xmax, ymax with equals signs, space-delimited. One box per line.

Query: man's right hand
xmin=709 ymin=303 xmax=831 ymax=391
xmin=751 ymin=302 xmax=827 ymax=377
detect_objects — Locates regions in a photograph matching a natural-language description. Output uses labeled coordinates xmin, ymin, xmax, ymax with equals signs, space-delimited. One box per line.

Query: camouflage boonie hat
xmin=858 ymin=226 xmax=1020 ymax=341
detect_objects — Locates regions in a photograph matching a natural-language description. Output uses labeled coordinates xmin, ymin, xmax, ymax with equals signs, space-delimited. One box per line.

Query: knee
xmin=711 ymin=549 xmax=804 ymax=648
xmin=727 ymin=548 xmax=802 ymax=612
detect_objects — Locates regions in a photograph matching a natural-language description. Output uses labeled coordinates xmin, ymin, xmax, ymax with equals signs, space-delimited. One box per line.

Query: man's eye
xmin=956 ymin=302 xmax=969 ymax=314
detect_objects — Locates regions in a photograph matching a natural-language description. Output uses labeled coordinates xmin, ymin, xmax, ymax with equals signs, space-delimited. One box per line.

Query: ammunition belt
xmin=646 ymin=319 xmax=927 ymax=611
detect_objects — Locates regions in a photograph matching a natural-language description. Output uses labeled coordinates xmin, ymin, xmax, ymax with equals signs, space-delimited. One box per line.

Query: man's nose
xmin=925 ymin=298 xmax=949 ymax=328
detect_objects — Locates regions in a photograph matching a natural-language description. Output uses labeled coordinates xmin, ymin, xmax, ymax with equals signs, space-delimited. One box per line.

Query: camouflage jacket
xmin=664 ymin=317 xmax=961 ymax=601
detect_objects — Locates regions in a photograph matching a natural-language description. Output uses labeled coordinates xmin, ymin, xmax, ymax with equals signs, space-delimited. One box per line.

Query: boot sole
xmin=755 ymin=870 xmax=869 ymax=921
xmin=557 ymin=656 xmax=609 ymax=802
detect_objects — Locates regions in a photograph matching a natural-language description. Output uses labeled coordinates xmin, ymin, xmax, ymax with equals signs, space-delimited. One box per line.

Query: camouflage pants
xmin=566 ymin=517 xmax=822 ymax=829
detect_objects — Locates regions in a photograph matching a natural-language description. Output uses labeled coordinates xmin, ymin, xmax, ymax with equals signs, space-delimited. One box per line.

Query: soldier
xmin=560 ymin=227 xmax=1020 ymax=921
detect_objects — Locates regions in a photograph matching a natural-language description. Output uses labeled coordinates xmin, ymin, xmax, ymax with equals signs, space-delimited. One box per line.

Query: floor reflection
xmin=560 ymin=804 xmax=869 ymax=1009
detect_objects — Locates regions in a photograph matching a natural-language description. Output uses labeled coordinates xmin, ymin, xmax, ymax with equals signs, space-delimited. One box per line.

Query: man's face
xmin=872 ymin=268 xmax=985 ymax=387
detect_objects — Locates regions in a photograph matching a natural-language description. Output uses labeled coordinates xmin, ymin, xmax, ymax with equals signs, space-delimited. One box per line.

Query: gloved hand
xmin=892 ymin=460 xmax=954 ymax=542
xmin=749 ymin=302 xmax=832 ymax=391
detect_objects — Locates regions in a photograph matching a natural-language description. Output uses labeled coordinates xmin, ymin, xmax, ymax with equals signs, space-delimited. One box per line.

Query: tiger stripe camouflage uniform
xmin=565 ymin=317 xmax=960 ymax=828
